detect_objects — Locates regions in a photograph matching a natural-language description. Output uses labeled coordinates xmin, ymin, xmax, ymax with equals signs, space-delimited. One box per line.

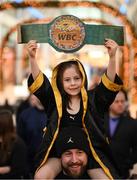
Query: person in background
xmin=16 ymin=95 xmax=31 ymax=126
xmin=0 ymin=109 xmax=29 ymax=179
xmin=104 ymin=89 xmax=137 ymax=179
xmin=0 ymin=99 xmax=14 ymax=114
xmin=17 ymin=94 xmax=48 ymax=177
xmin=26 ymin=39 xmax=123 ymax=179
xmin=55 ymin=127 xmax=90 ymax=179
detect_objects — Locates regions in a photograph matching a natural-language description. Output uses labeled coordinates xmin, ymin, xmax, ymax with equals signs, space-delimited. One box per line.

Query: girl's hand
xmin=26 ymin=40 xmax=38 ymax=59
xmin=104 ymin=38 xmax=118 ymax=57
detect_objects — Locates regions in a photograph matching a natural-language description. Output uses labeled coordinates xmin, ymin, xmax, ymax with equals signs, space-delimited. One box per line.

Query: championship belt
xmin=18 ymin=15 xmax=124 ymax=53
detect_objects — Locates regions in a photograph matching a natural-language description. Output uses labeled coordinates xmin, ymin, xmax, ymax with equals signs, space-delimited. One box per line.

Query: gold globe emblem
xmin=49 ymin=15 xmax=86 ymax=52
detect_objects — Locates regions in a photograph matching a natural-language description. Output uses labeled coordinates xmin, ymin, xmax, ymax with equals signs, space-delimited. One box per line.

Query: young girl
xmin=26 ymin=39 xmax=123 ymax=179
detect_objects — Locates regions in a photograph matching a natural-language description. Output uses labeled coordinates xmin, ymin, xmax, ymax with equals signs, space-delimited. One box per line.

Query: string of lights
xmin=0 ymin=1 xmax=137 ymax=92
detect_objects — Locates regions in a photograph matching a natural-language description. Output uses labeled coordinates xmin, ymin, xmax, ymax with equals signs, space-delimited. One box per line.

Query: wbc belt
xmin=18 ymin=15 xmax=124 ymax=53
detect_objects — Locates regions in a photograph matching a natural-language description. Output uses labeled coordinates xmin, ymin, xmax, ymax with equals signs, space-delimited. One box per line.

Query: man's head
xmin=109 ymin=89 xmax=128 ymax=117
xmin=55 ymin=127 xmax=89 ymax=178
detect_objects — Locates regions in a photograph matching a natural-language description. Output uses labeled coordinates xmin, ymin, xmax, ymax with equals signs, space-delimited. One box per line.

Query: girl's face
xmin=62 ymin=65 xmax=82 ymax=97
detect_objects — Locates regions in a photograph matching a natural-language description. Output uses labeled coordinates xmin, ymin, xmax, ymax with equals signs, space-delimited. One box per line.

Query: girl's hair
xmin=56 ymin=60 xmax=82 ymax=109
xmin=0 ymin=110 xmax=16 ymax=164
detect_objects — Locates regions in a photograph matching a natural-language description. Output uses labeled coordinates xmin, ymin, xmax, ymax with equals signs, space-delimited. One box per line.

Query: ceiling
xmin=1 ymin=0 xmax=137 ymax=105
xmin=0 ymin=0 xmax=137 ymax=46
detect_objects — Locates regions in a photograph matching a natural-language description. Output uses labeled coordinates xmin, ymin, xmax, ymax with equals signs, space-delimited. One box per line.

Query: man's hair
xmin=120 ymin=88 xmax=128 ymax=101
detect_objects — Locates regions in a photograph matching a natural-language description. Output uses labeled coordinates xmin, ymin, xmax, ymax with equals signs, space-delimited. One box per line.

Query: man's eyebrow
xmin=64 ymin=150 xmax=71 ymax=153
xmin=77 ymin=149 xmax=84 ymax=151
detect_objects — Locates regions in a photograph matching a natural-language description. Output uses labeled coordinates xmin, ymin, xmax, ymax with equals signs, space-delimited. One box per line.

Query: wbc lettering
xmin=58 ymin=33 xmax=77 ymax=41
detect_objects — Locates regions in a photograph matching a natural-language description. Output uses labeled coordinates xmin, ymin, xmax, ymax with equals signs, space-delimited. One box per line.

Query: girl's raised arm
xmin=104 ymin=38 xmax=118 ymax=82
xmin=26 ymin=40 xmax=40 ymax=80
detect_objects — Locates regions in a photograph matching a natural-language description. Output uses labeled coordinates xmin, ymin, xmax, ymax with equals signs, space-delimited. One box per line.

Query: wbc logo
xmin=49 ymin=15 xmax=86 ymax=52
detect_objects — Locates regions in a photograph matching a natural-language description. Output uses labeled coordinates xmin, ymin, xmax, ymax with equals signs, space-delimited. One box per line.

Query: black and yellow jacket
xmin=28 ymin=59 xmax=123 ymax=179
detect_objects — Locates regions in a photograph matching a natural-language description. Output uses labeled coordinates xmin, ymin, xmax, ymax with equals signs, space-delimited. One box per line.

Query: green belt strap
xmin=18 ymin=15 xmax=124 ymax=53
xmin=85 ymin=24 xmax=124 ymax=45
xmin=18 ymin=23 xmax=50 ymax=43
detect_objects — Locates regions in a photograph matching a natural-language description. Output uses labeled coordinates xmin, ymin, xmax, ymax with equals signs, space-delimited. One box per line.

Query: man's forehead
xmin=63 ymin=149 xmax=85 ymax=154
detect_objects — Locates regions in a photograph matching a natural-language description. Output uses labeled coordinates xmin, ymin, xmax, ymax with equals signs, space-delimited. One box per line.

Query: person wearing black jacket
xmin=26 ymin=39 xmax=123 ymax=179
xmin=0 ymin=110 xmax=29 ymax=179
xmin=104 ymin=89 xmax=137 ymax=179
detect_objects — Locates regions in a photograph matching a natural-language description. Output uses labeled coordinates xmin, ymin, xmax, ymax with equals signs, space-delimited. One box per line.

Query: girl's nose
xmin=70 ymin=79 xmax=75 ymax=85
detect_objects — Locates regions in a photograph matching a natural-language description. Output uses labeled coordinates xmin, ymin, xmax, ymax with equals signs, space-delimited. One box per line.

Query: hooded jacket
xmin=28 ymin=59 xmax=123 ymax=179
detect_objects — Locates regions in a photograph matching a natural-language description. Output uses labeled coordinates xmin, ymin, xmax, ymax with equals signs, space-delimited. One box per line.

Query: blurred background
xmin=1 ymin=0 xmax=137 ymax=118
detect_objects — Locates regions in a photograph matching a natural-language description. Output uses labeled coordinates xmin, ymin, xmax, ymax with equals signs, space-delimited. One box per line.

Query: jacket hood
xmin=51 ymin=58 xmax=88 ymax=121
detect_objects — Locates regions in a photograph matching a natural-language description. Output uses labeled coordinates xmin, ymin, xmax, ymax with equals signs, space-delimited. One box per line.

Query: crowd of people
xmin=0 ymin=38 xmax=137 ymax=179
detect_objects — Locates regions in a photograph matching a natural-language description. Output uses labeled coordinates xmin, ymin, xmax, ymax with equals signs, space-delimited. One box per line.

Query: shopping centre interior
xmin=1 ymin=0 xmax=137 ymax=118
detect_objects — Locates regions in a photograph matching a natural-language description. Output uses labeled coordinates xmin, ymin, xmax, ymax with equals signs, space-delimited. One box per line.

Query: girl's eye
xmin=75 ymin=77 xmax=80 ymax=80
xmin=64 ymin=78 xmax=70 ymax=82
